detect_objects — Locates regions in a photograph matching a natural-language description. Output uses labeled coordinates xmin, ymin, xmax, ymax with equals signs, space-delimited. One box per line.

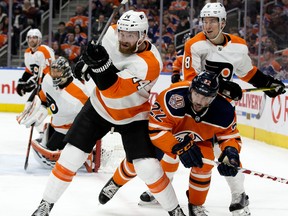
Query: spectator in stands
xmin=22 ymin=0 xmax=42 ymax=27
xmin=163 ymin=14 xmax=177 ymax=34
xmin=175 ymin=15 xmax=190 ymax=47
xmin=147 ymin=16 xmax=158 ymax=41
xmin=153 ymin=23 xmax=174 ymax=47
xmin=12 ymin=3 xmax=28 ymax=55
xmin=169 ymin=0 xmax=188 ymax=11
xmin=92 ymin=14 xmax=106 ymax=41
xmin=0 ymin=5 xmax=7 ymax=26
xmin=275 ymin=49 xmax=288 ymax=80
xmin=66 ymin=5 xmax=88 ymax=33
xmin=60 ymin=32 xmax=81 ymax=65
xmin=162 ymin=43 xmax=177 ymax=73
xmin=260 ymin=47 xmax=281 ymax=77
xmin=51 ymin=41 xmax=67 ymax=60
xmin=91 ymin=0 xmax=113 ymax=20
xmin=53 ymin=21 xmax=67 ymax=45
xmin=74 ymin=24 xmax=87 ymax=46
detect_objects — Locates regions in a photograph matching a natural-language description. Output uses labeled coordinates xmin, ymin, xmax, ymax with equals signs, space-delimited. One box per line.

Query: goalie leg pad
xmin=31 ymin=139 xmax=61 ymax=169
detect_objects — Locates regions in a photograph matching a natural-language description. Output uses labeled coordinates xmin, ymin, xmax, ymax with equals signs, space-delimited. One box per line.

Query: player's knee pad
xmin=31 ymin=139 xmax=61 ymax=169
xmin=58 ymin=143 xmax=90 ymax=172
xmin=133 ymin=158 xmax=164 ymax=184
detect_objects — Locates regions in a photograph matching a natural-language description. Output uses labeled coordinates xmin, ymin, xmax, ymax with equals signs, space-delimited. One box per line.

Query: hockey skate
xmin=229 ymin=192 xmax=251 ymax=216
xmin=168 ymin=205 xmax=186 ymax=216
xmin=98 ymin=177 xmax=121 ymax=204
xmin=188 ymin=203 xmax=208 ymax=216
xmin=31 ymin=199 xmax=54 ymax=216
xmin=138 ymin=190 xmax=160 ymax=207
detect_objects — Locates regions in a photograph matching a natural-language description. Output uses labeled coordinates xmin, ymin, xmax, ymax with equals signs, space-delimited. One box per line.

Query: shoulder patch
xmin=168 ymin=94 xmax=185 ymax=109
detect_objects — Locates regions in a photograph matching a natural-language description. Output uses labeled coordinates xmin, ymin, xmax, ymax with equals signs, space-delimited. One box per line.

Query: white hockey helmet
xmin=200 ymin=2 xmax=227 ymax=22
xmin=117 ymin=10 xmax=148 ymax=40
xmin=50 ymin=56 xmax=72 ymax=87
xmin=26 ymin=28 xmax=42 ymax=40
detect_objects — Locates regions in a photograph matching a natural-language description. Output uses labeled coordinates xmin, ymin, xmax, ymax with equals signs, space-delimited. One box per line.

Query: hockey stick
xmin=23 ymin=66 xmax=44 ymax=170
xmin=81 ymin=0 xmax=128 ymax=73
xmin=202 ymin=158 xmax=288 ymax=185
xmin=242 ymin=85 xmax=288 ymax=93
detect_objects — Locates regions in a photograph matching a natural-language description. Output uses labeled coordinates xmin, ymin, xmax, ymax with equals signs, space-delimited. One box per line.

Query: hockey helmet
xmin=200 ymin=2 xmax=227 ymax=22
xmin=189 ymin=71 xmax=219 ymax=98
xmin=117 ymin=10 xmax=148 ymax=40
xmin=26 ymin=28 xmax=42 ymax=41
xmin=50 ymin=56 xmax=72 ymax=87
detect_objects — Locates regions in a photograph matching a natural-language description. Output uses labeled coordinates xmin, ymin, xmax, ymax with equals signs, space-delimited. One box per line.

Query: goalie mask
xmin=50 ymin=56 xmax=72 ymax=87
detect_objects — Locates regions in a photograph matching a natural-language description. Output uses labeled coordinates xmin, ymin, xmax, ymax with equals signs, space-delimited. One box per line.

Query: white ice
xmin=1 ymin=112 xmax=288 ymax=216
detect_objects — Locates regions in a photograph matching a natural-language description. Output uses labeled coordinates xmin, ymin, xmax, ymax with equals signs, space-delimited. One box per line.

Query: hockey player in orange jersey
xmin=18 ymin=57 xmax=91 ymax=171
xmin=31 ymin=10 xmax=185 ymax=216
xmin=148 ymin=71 xmax=245 ymax=215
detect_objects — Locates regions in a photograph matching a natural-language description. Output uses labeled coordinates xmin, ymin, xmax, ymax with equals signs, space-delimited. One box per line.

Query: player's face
xmin=118 ymin=30 xmax=139 ymax=54
xmin=27 ymin=36 xmax=40 ymax=49
xmin=202 ymin=17 xmax=220 ymax=40
xmin=190 ymin=90 xmax=214 ymax=112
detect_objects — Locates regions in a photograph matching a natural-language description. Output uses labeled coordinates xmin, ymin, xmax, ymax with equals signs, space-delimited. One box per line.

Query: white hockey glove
xmin=18 ymin=96 xmax=48 ymax=128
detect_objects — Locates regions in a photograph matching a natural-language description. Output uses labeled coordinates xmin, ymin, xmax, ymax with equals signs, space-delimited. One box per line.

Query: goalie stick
xmin=81 ymin=0 xmax=128 ymax=74
xmin=202 ymin=158 xmax=288 ymax=185
xmin=24 ymin=66 xmax=44 ymax=170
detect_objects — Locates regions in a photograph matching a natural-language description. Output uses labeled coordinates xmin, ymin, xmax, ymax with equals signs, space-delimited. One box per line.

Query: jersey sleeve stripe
xmin=65 ymin=82 xmax=89 ymax=105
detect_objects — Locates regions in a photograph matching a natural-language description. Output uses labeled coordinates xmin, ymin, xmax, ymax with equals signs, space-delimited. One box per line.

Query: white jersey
xmin=39 ymin=75 xmax=89 ymax=134
xmin=90 ymin=24 xmax=163 ymax=125
xmin=183 ymin=32 xmax=258 ymax=82
xmin=24 ymin=45 xmax=55 ymax=76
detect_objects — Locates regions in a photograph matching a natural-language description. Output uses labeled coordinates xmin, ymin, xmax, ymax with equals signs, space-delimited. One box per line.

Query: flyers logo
xmin=203 ymin=79 xmax=211 ymax=86
xmin=205 ymin=60 xmax=234 ymax=80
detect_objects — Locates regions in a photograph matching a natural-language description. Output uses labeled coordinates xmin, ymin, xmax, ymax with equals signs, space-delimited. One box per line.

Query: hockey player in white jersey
xmin=31 ymin=10 xmax=185 ymax=216
xmin=16 ymin=28 xmax=55 ymax=98
xmin=18 ymin=57 xmax=90 ymax=170
xmin=16 ymin=29 xmax=55 ymax=131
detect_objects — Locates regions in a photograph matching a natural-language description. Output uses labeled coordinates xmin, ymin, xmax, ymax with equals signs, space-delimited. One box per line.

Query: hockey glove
xmin=217 ymin=146 xmax=240 ymax=177
xmin=171 ymin=72 xmax=181 ymax=83
xmin=248 ymin=70 xmax=286 ymax=98
xmin=172 ymin=135 xmax=203 ymax=168
xmin=82 ymin=41 xmax=110 ymax=71
xmin=219 ymin=79 xmax=243 ymax=101
xmin=264 ymin=77 xmax=286 ymax=98
xmin=73 ymin=59 xmax=91 ymax=81
xmin=16 ymin=76 xmax=37 ymax=96
xmin=19 ymin=96 xmax=48 ymax=128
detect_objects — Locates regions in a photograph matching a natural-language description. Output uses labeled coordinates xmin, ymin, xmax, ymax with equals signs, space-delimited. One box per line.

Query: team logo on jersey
xmin=175 ymin=131 xmax=203 ymax=142
xmin=168 ymin=94 xmax=185 ymax=109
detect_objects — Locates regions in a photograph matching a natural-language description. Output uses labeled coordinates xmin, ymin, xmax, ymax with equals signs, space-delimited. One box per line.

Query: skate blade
xmin=232 ymin=207 xmax=251 ymax=216
xmin=138 ymin=199 xmax=161 ymax=208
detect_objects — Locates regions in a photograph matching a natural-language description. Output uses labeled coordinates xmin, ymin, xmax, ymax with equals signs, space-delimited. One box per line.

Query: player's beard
xmin=118 ymin=42 xmax=137 ymax=54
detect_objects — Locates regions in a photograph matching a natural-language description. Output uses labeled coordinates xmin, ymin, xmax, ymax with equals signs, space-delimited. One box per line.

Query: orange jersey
xmin=60 ymin=43 xmax=81 ymax=61
xmin=172 ymin=49 xmax=184 ymax=73
xmin=24 ymin=44 xmax=55 ymax=76
xmin=183 ymin=32 xmax=257 ymax=82
xmin=148 ymin=81 xmax=242 ymax=154
xmin=66 ymin=15 xmax=89 ymax=28
xmin=90 ymin=25 xmax=163 ymax=125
